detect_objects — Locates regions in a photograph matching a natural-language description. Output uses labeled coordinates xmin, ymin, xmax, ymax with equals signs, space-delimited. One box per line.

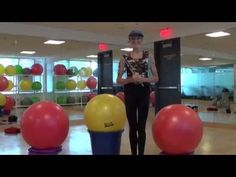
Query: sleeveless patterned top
xmin=123 ymin=51 xmax=150 ymax=78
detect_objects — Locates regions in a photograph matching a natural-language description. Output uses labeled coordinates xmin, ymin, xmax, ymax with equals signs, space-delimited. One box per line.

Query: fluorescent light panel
xmin=20 ymin=51 xmax=36 ymax=54
xmin=44 ymin=40 xmax=65 ymax=45
xmin=199 ymin=57 xmax=212 ymax=61
xmin=120 ymin=48 xmax=133 ymax=52
xmin=86 ymin=55 xmax=97 ymax=58
xmin=205 ymin=31 xmax=230 ymax=37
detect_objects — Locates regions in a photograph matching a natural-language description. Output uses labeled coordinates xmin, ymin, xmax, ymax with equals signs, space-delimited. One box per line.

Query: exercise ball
xmin=86 ymin=92 xmax=97 ymax=102
xmin=31 ymin=63 xmax=43 ymax=75
xmin=23 ymin=68 xmax=32 ymax=75
xmin=0 ymin=64 xmax=5 ymax=75
xmin=77 ymin=80 xmax=86 ymax=89
xmin=152 ymin=104 xmax=203 ymax=155
xmin=20 ymin=101 xmax=69 ymax=149
xmin=31 ymin=97 xmax=40 ymax=104
xmin=15 ymin=65 xmax=23 ymax=74
xmin=20 ymin=80 xmax=32 ymax=91
xmin=4 ymin=96 xmax=15 ymax=110
xmin=32 ymin=81 xmax=42 ymax=91
xmin=86 ymin=76 xmax=97 ymax=89
xmin=78 ymin=67 xmax=87 ymax=77
xmin=116 ymin=92 xmax=125 ymax=103
xmin=54 ymin=64 xmax=67 ymax=75
xmin=85 ymin=67 xmax=93 ymax=77
xmin=6 ymin=80 xmax=14 ymax=91
xmin=0 ymin=76 xmax=9 ymax=91
xmin=67 ymin=96 xmax=76 ymax=104
xmin=66 ymin=69 xmax=73 ymax=77
xmin=84 ymin=94 xmax=126 ymax=132
xmin=5 ymin=65 xmax=16 ymax=76
xmin=56 ymin=81 xmax=65 ymax=90
xmin=67 ymin=66 xmax=78 ymax=77
xmin=57 ymin=96 xmax=67 ymax=105
xmin=65 ymin=79 xmax=76 ymax=90
xmin=20 ymin=97 xmax=33 ymax=106
xmin=0 ymin=93 xmax=6 ymax=106
xmin=150 ymin=91 xmax=156 ymax=106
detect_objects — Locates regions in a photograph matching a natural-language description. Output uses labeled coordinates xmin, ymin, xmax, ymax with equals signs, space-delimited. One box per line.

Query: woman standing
xmin=117 ymin=30 xmax=159 ymax=155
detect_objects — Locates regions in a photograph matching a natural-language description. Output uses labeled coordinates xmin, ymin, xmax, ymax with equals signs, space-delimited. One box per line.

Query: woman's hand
xmin=132 ymin=73 xmax=145 ymax=84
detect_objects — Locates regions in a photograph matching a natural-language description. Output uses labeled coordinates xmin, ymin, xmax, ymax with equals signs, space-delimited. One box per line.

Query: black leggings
xmin=124 ymin=83 xmax=150 ymax=155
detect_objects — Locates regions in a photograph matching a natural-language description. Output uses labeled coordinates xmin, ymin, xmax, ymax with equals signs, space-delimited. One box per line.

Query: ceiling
xmin=0 ymin=22 xmax=235 ymax=66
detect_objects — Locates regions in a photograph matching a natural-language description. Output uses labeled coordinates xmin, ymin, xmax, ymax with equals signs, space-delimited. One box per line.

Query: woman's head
xmin=128 ymin=30 xmax=144 ymax=49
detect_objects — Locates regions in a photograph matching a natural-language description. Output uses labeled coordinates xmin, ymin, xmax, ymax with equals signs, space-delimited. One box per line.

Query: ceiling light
xmin=20 ymin=51 xmax=36 ymax=55
xmin=120 ymin=48 xmax=133 ymax=52
xmin=86 ymin=55 xmax=97 ymax=58
xmin=199 ymin=57 xmax=212 ymax=61
xmin=44 ymin=40 xmax=65 ymax=45
xmin=205 ymin=31 xmax=230 ymax=37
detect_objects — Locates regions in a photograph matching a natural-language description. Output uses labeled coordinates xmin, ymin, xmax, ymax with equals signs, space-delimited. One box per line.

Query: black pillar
xmin=154 ymin=38 xmax=181 ymax=113
xmin=97 ymin=50 xmax=113 ymax=94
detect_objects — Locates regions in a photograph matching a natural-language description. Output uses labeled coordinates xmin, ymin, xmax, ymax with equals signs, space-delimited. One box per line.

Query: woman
xmin=116 ymin=30 xmax=159 ymax=155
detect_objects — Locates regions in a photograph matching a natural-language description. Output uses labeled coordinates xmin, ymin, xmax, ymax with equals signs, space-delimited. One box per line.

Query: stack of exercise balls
xmin=20 ymin=101 xmax=69 ymax=155
xmin=152 ymin=104 xmax=203 ymax=155
xmin=0 ymin=66 xmax=16 ymax=114
xmin=53 ymin=64 xmax=96 ymax=106
xmin=84 ymin=94 xmax=126 ymax=155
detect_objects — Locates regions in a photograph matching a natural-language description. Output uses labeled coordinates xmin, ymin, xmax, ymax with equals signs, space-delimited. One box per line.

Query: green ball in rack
xmin=32 ymin=81 xmax=42 ymax=91
xmin=31 ymin=97 xmax=40 ymax=104
xmin=15 ymin=65 xmax=23 ymax=74
xmin=57 ymin=96 xmax=67 ymax=105
xmin=56 ymin=81 xmax=66 ymax=90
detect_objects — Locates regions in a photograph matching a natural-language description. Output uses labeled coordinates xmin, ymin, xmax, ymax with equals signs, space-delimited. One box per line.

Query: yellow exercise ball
xmin=20 ymin=80 xmax=32 ymax=91
xmin=78 ymin=67 xmax=87 ymax=77
xmin=65 ymin=79 xmax=77 ymax=90
xmin=6 ymin=80 xmax=14 ymax=91
xmin=77 ymin=80 xmax=86 ymax=89
xmin=5 ymin=65 xmax=16 ymax=76
xmin=0 ymin=64 xmax=5 ymax=75
xmin=0 ymin=93 xmax=6 ymax=106
xmin=84 ymin=94 xmax=126 ymax=132
xmin=85 ymin=67 xmax=93 ymax=77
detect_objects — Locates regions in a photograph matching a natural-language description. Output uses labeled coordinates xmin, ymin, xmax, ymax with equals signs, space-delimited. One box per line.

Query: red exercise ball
xmin=116 ymin=92 xmax=125 ymax=103
xmin=87 ymin=92 xmax=97 ymax=101
xmin=150 ymin=91 xmax=156 ymax=106
xmin=4 ymin=96 xmax=15 ymax=110
xmin=31 ymin=63 xmax=43 ymax=75
xmin=0 ymin=76 xmax=9 ymax=91
xmin=54 ymin=64 xmax=67 ymax=75
xmin=20 ymin=101 xmax=69 ymax=149
xmin=152 ymin=104 xmax=203 ymax=155
xmin=86 ymin=76 xmax=97 ymax=89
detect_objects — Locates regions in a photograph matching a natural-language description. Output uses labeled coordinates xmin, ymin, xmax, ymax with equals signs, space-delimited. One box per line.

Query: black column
xmin=154 ymin=38 xmax=181 ymax=113
xmin=97 ymin=50 xmax=113 ymax=94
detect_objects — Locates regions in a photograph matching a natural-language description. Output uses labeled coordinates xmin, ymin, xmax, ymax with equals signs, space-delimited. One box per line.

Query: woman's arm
xmin=116 ymin=56 xmax=136 ymax=85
